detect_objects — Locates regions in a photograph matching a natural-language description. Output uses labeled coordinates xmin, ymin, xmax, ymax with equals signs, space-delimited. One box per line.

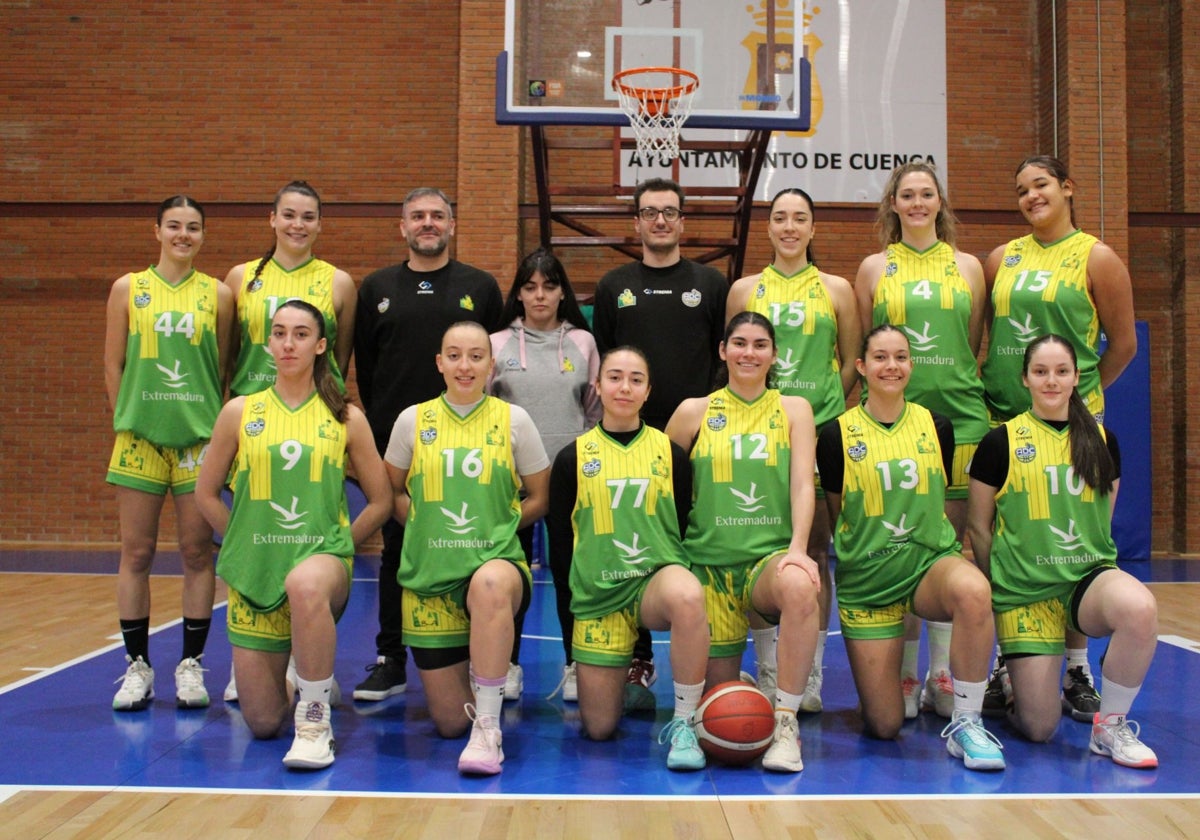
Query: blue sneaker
xmin=941 ymin=714 xmax=1005 ymax=771
xmin=658 ymin=716 xmax=705 ymax=771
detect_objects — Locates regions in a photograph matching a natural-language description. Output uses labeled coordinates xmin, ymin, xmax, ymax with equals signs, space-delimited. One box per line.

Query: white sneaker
xmin=458 ymin=706 xmax=504 ymax=775
xmin=548 ymin=662 xmax=578 ymax=702
xmin=223 ymin=662 xmax=238 ymax=704
xmin=755 ymin=661 xmax=778 ymax=700
xmin=1090 ymin=713 xmax=1158 ymax=769
xmin=942 ymin=714 xmax=1006 ymax=771
xmin=174 ymin=656 xmax=210 ymax=708
xmin=921 ymin=669 xmax=955 ymax=719
xmin=739 ymin=667 xmax=776 ymax=702
xmin=761 ymin=710 xmax=803 ymax=772
xmin=901 ymin=674 xmax=920 ymax=720
xmin=113 ymin=655 xmax=154 ymax=711
xmin=503 ymin=663 xmax=524 ymax=700
xmin=283 ymin=700 xmax=335 ymax=769
xmin=799 ymin=665 xmax=823 ymax=713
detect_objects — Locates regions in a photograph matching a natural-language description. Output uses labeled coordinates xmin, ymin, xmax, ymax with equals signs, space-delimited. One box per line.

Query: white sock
xmin=474 ymin=675 xmax=505 ymax=720
xmin=751 ymin=626 xmax=778 ymax=671
xmin=673 ymin=681 xmax=705 ymax=719
xmin=1098 ymin=678 xmax=1140 ymax=719
xmin=812 ymin=630 xmax=827 ymax=671
xmin=901 ymin=638 xmax=920 ymax=681
xmin=296 ymin=675 xmax=334 ymax=705
xmin=927 ymin=621 xmax=952 ymax=675
xmin=1065 ymin=648 xmax=1091 ymax=684
xmin=951 ymin=677 xmax=986 ymax=718
xmin=776 ymin=690 xmax=803 ymax=715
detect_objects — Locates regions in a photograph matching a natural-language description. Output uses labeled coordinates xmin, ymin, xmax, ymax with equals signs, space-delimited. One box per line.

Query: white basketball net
xmin=613 ymin=68 xmax=698 ymax=160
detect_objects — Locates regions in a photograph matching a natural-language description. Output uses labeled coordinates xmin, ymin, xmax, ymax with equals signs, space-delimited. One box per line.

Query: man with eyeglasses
xmin=592 ymin=177 xmax=728 ymax=710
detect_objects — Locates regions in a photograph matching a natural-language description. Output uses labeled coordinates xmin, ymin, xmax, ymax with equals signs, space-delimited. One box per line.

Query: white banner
xmin=622 ymin=1 xmax=947 ymax=204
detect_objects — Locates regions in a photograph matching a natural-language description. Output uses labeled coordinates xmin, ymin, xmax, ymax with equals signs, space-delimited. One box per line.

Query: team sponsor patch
xmin=1004 ymin=255 xmax=1022 ymax=268
xmin=681 ymin=289 xmax=702 ymax=308
xmin=582 ymin=458 xmax=601 ymax=478
xmin=848 ymin=440 xmax=867 ymax=462
xmin=1015 ymin=442 xmax=1037 ymax=463
xmin=244 ymin=418 xmax=265 ymax=437
xmin=317 ymin=419 xmax=341 ymax=441
xmin=706 ymin=413 xmax=727 ymax=432
xmin=617 ymin=289 xmax=636 ymax=308
xmin=420 ymin=427 xmax=438 ymax=445
xmin=134 ymin=292 xmax=151 ymax=308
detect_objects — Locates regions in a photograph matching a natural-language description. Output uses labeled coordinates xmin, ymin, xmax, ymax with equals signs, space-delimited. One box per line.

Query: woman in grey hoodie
xmin=490 ymin=249 xmax=601 ymax=703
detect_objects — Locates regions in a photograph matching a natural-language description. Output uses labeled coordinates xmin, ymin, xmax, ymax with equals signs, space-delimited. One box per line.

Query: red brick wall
xmin=1 ymin=1 xmax=1195 ymax=554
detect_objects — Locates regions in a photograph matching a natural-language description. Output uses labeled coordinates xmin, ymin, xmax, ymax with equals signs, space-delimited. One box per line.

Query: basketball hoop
xmin=612 ymin=66 xmax=699 ymax=160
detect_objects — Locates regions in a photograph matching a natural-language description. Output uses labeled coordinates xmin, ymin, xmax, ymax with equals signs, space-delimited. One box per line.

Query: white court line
xmin=0 ymin=783 xmax=1197 ymax=803
xmin=1159 ymin=634 xmax=1200 ymax=654
xmin=0 ymin=602 xmax=229 ymax=697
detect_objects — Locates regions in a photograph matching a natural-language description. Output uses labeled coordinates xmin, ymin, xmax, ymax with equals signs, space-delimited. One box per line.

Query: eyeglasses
xmin=637 ymin=206 xmax=682 ymax=222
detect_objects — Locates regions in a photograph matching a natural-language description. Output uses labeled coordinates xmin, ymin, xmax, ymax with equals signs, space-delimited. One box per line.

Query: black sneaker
xmin=982 ymin=656 xmax=1011 ymax=718
xmin=1061 ymin=665 xmax=1101 ymax=722
xmin=353 ymin=655 xmax=407 ymax=701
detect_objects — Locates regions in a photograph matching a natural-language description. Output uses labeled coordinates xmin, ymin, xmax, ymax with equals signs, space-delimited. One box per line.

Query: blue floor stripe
xmin=1 ymin=559 xmax=1196 ymax=797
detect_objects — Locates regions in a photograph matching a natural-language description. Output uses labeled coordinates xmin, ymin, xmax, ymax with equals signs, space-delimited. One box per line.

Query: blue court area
xmin=1 ymin=556 xmax=1198 ymax=798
